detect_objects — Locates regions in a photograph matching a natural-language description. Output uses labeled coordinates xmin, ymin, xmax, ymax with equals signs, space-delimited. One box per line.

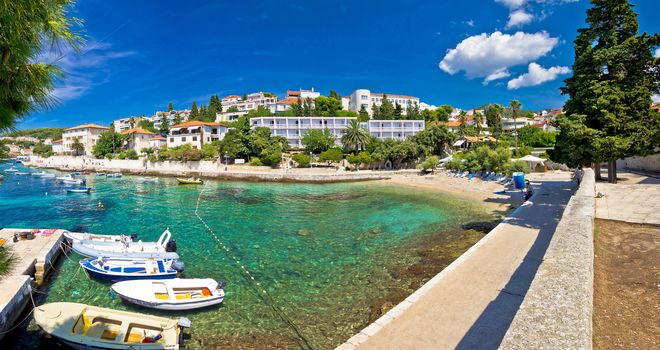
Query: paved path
xmin=340 ymin=178 xmax=575 ymax=350
xmin=595 ymin=171 xmax=660 ymax=225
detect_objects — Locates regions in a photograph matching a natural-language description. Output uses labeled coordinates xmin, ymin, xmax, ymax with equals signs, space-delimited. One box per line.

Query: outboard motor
xmin=171 ymin=260 xmax=185 ymax=272
xmin=129 ymin=233 xmax=138 ymax=241
xmin=165 ymin=239 xmax=177 ymax=253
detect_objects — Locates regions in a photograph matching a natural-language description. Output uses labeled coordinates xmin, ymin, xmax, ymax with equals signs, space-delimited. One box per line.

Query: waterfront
xmin=0 ymin=163 xmax=494 ymax=349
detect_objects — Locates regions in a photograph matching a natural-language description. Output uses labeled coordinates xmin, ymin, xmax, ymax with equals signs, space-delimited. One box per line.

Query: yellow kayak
xmin=176 ymin=177 xmax=203 ymax=185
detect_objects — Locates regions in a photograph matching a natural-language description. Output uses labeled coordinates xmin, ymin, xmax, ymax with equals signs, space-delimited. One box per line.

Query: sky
xmin=20 ymin=0 xmax=660 ymax=129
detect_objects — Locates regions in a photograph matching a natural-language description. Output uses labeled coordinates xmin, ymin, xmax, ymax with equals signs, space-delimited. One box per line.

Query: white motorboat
xmin=34 ymin=302 xmax=190 ymax=350
xmin=107 ymin=173 xmax=122 ymax=178
xmin=80 ymin=257 xmax=181 ymax=281
xmin=112 ymin=278 xmax=225 ymax=311
xmin=139 ymin=176 xmax=158 ymax=182
xmin=64 ymin=231 xmax=136 ymax=243
xmin=57 ymin=175 xmax=86 ymax=185
xmin=72 ymin=229 xmax=180 ymax=260
xmin=4 ymin=167 xmax=19 ymax=172
xmin=31 ymin=171 xmax=48 ymax=177
xmin=67 ymin=187 xmax=92 ymax=194
xmin=41 ymin=173 xmax=55 ymax=178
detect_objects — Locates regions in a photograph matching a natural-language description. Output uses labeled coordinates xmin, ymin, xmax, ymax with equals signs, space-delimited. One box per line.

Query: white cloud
xmin=496 ymin=0 xmax=526 ymax=9
xmin=483 ymin=69 xmax=511 ymax=85
xmin=507 ymin=62 xmax=570 ymax=89
xmin=35 ymin=41 xmax=135 ymax=102
xmin=439 ymin=31 xmax=559 ymax=83
xmin=654 ymin=48 xmax=660 ymax=58
xmin=465 ymin=19 xmax=475 ymax=27
xmin=506 ymin=10 xmax=534 ymax=28
xmin=652 ymin=94 xmax=660 ymax=103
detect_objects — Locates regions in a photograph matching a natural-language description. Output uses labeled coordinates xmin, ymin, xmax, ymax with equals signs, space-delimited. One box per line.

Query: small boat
xmin=70 ymin=172 xmax=82 ymax=176
xmin=31 ymin=171 xmax=48 ymax=177
xmin=41 ymin=173 xmax=55 ymax=178
xmin=95 ymin=172 xmax=107 ymax=176
xmin=107 ymin=173 xmax=122 ymax=178
xmin=72 ymin=228 xmax=180 ymax=259
xmin=57 ymin=175 xmax=86 ymax=185
xmin=4 ymin=167 xmax=19 ymax=172
xmin=34 ymin=302 xmax=190 ymax=350
xmin=140 ymin=176 xmax=158 ymax=182
xmin=112 ymin=278 xmax=225 ymax=311
xmin=82 ymin=170 xmax=91 ymax=175
xmin=176 ymin=177 xmax=203 ymax=185
xmin=80 ymin=257 xmax=182 ymax=281
xmin=15 ymin=171 xmax=31 ymax=175
xmin=67 ymin=187 xmax=92 ymax=194
xmin=64 ymin=231 xmax=137 ymax=243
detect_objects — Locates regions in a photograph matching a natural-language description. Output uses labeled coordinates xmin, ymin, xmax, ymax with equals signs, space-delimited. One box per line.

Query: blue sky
xmin=21 ymin=0 xmax=660 ymax=129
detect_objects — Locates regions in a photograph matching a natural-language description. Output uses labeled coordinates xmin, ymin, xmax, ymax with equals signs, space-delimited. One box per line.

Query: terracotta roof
xmin=371 ymin=93 xmax=418 ymax=100
xmin=121 ymin=127 xmax=154 ymax=135
xmin=223 ymin=95 xmax=240 ymax=100
xmin=150 ymin=135 xmax=166 ymax=140
xmin=171 ymin=120 xmax=226 ymax=128
xmin=53 ymin=139 xmax=63 ymax=143
xmin=278 ymin=97 xmax=299 ymax=105
xmin=287 ymin=90 xmax=301 ymax=96
xmin=446 ymin=121 xmax=461 ymax=127
xmin=64 ymin=123 xmax=109 ymax=131
xmin=464 ymin=136 xmax=496 ymax=142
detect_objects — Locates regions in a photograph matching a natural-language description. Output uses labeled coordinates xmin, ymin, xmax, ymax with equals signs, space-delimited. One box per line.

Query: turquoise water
xmin=0 ymin=162 xmax=491 ymax=349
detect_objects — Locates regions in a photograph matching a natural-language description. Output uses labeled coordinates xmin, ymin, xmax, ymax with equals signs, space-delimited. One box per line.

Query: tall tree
xmin=0 ymin=0 xmax=83 ymax=131
xmin=458 ymin=111 xmax=468 ymax=137
xmin=328 ymin=90 xmax=342 ymax=101
xmin=406 ymin=102 xmax=421 ymax=120
xmin=435 ymin=105 xmax=453 ymax=122
xmin=129 ymin=117 xmax=136 ymax=128
xmin=485 ymin=104 xmax=504 ymax=141
xmin=242 ymin=92 xmax=248 ymax=101
xmin=341 ymin=120 xmax=371 ymax=154
xmin=159 ymin=116 xmax=170 ymax=134
xmin=167 ymin=102 xmax=173 ymax=112
xmin=557 ymin=0 xmax=659 ymax=183
xmin=189 ymin=101 xmax=199 ymax=120
xmin=71 ymin=137 xmax=85 ymax=156
xmin=301 ymin=128 xmax=335 ymax=154
xmin=378 ymin=94 xmax=395 ymax=120
xmin=358 ymin=105 xmax=370 ymax=122
xmin=474 ymin=112 xmax=485 ymax=135
xmin=371 ymin=103 xmax=380 ymax=119
xmin=509 ymin=100 xmax=522 ymax=148
xmin=394 ymin=102 xmax=403 ymax=119
xmin=173 ymin=112 xmax=182 ymax=126
xmin=291 ymin=97 xmax=303 ymax=116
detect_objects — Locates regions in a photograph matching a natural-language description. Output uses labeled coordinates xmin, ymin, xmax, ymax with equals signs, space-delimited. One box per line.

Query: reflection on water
xmin=0 ymin=163 xmax=492 ymax=349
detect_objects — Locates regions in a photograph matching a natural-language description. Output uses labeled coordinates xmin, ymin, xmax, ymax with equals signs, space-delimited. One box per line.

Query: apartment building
xmin=221 ymin=92 xmax=277 ymax=113
xmin=346 ymin=89 xmax=420 ymax=116
xmin=62 ymin=124 xmax=109 ymax=156
xmin=149 ymin=135 xmax=167 ymax=149
xmin=52 ymin=139 xmax=63 ymax=154
xmin=364 ymin=120 xmax=425 ymax=140
xmin=113 ymin=116 xmax=144 ymax=132
xmin=151 ymin=110 xmax=190 ymax=130
xmin=286 ymin=88 xmax=320 ymax=100
xmin=167 ymin=121 xmax=228 ymax=149
xmin=501 ymin=118 xmax=530 ymax=132
xmin=121 ymin=127 xmax=154 ymax=152
xmin=251 ymin=116 xmax=426 ymax=149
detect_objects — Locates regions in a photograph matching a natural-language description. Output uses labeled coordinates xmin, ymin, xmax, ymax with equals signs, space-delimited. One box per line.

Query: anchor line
xmin=194 ymin=186 xmax=314 ymax=350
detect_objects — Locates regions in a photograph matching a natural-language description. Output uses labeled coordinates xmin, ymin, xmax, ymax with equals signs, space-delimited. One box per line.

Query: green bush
xmin=506 ymin=160 xmax=529 ymax=175
xmin=445 ymin=158 xmax=464 ymax=171
xmin=319 ymin=148 xmax=343 ymax=164
xmin=291 ymin=153 xmax=311 ymax=167
xmin=249 ymin=157 xmax=263 ymax=166
xmin=419 ymin=156 xmax=440 ymax=172
xmin=260 ymin=151 xmax=281 ymax=167
xmin=126 ymin=149 xmax=139 ymax=160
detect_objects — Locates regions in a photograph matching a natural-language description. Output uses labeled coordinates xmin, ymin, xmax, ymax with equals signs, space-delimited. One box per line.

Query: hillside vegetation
xmin=2 ymin=128 xmax=64 ymax=140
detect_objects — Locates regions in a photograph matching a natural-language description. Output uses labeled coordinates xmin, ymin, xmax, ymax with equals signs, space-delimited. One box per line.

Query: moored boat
xmin=67 ymin=187 xmax=92 ymax=194
xmin=64 ymin=231 xmax=136 ymax=243
xmin=96 ymin=172 xmax=107 ymax=176
xmin=4 ymin=167 xmax=18 ymax=172
xmin=80 ymin=257 xmax=182 ymax=281
xmin=15 ymin=171 xmax=30 ymax=175
xmin=107 ymin=173 xmax=123 ymax=178
xmin=140 ymin=176 xmax=158 ymax=182
xmin=176 ymin=177 xmax=203 ymax=185
xmin=72 ymin=228 xmax=180 ymax=260
xmin=111 ymin=278 xmax=225 ymax=311
xmin=41 ymin=173 xmax=55 ymax=178
xmin=34 ymin=302 xmax=190 ymax=350
xmin=31 ymin=171 xmax=48 ymax=177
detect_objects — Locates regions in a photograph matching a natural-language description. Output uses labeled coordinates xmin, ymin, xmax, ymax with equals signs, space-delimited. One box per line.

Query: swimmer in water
xmin=98 ymin=201 xmax=105 ymax=209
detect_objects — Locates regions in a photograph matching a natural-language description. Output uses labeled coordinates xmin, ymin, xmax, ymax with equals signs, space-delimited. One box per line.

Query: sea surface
xmin=0 ymin=162 xmax=493 ymax=349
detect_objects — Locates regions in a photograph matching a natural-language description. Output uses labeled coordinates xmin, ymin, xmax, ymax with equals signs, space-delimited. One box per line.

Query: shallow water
xmin=0 ymin=163 xmax=492 ymax=349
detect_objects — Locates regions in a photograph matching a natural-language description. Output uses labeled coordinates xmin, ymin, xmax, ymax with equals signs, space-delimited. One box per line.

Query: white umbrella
xmin=518 ymin=155 xmax=546 ymax=170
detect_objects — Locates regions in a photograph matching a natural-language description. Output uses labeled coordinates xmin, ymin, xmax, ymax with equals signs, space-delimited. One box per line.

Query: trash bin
xmin=512 ymin=172 xmax=525 ymax=189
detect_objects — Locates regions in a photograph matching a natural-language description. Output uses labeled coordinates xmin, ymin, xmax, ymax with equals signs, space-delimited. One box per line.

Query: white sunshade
xmin=519 ymin=155 xmax=546 ymax=162
xmin=453 ymin=139 xmax=466 ymax=147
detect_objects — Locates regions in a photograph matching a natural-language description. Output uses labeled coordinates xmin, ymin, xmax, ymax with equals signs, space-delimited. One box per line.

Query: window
xmin=170 ymin=138 xmax=174 ymax=142
xmin=192 ymin=136 xmax=197 ymax=141
xmin=182 ymin=137 xmax=186 ymax=142
xmin=212 ymin=128 xmax=217 ymax=134
xmin=361 ymin=95 xmax=368 ymax=100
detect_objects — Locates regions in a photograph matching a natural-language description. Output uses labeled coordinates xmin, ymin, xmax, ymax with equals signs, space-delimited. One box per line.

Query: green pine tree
xmin=378 ymin=94 xmax=395 ymax=120
xmin=358 ymin=105 xmax=370 ymax=122
xmin=167 ymin=102 xmax=173 ymax=112
xmin=189 ymin=101 xmax=199 ymax=120
xmin=394 ymin=102 xmax=403 ymax=119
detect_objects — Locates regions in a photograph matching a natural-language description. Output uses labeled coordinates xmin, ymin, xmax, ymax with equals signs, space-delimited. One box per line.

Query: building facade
xmin=167 ymin=121 xmax=228 ymax=149
xmin=221 ymin=92 xmax=277 ymax=113
xmin=149 ymin=135 xmax=167 ymax=149
xmin=250 ymin=116 xmax=426 ymax=149
xmin=121 ymin=127 xmax=155 ymax=152
xmin=62 ymin=124 xmax=109 ymax=156
xmin=51 ymin=139 xmax=63 ymax=154
xmin=501 ymin=118 xmax=530 ymax=132
xmin=113 ymin=116 xmax=144 ymax=132
xmin=346 ymin=89 xmax=420 ymax=116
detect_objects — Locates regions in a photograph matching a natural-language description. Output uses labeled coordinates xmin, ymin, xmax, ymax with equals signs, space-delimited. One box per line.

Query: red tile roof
xmin=223 ymin=95 xmax=240 ymax=100
xmin=171 ymin=120 xmax=226 ymax=128
xmin=64 ymin=123 xmax=109 ymax=131
xmin=121 ymin=127 xmax=154 ymax=135
xmin=150 ymin=135 xmax=166 ymax=140
xmin=446 ymin=121 xmax=461 ymax=127
xmin=53 ymin=139 xmax=63 ymax=143
xmin=278 ymin=97 xmax=299 ymax=105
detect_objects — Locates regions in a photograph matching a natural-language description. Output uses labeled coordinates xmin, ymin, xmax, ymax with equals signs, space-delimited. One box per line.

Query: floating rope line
xmin=194 ymin=185 xmax=314 ymax=350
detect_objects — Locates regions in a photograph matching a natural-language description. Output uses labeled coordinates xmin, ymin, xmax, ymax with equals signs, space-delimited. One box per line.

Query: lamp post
xmin=224 ymin=152 xmax=228 ymax=171
xmin=309 ymin=152 xmax=313 ymax=170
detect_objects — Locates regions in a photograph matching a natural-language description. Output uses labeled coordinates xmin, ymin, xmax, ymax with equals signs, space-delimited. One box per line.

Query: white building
xmin=251 ymin=116 xmax=426 ymax=149
xmin=149 ymin=135 xmax=167 ymax=149
xmin=151 ymin=110 xmax=190 ymax=131
xmin=501 ymin=118 xmax=530 ymax=132
xmin=52 ymin=139 xmax=63 ymax=154
xmin=121 ymin=127 xmax=154 ymax=152
xmin=286 ymin=89 xmax=320 ymax=100
xmin=363 ymin=120 xmax=425 ymax=140
xmin=113 ymin=116 xmax=144 ymax=132
xmin=346 ymin=89 xmax=421 ymax=116
xmin=216 ymin=110 xmax=249 ymax=122
xmin=167 ymin=121 xmax=228 ymax=149
xmin=221 ymin=92 xmax=277 ymax=113
xmin=62 ymin=124 xmax=109 ymax=156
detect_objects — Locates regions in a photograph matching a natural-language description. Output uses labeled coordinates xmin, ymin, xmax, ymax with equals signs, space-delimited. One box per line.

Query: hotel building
xmin=221 ymin=92 xmax=277 ymax=113
xmin=121 ymin=127 xmax=155 ymax=152
xmin=346 ymin=89 xmax=420 ymax=116
xmin=167 ymin=121 xmax=228 ymax=149
xmin=363 ymin=120 xmax=425 ymax=140
xmin=62 ymin=124 xmax=109 ymax=156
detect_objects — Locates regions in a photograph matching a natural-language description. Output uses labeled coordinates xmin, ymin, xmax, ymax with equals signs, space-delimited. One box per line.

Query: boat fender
xmin=218 ymin=279 xmax=227 ymax=289
xmin=171 ymin=260 xmax=185 ymax=272
xmin=165 ymin=240 xmax=177 ymax=253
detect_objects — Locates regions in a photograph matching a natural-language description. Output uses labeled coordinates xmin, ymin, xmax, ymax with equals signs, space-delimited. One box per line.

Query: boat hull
xmin=175 ymin=178 xmax=203 ymax=184
xmin=117 ymin=293 xmax=224 ymax=310
xmin=80 ymin=258 xmax=178 ymax=282
xmin=71 ymin=242 xmax=180 ymax=260
xmin=112 ymin=279 xmax=225 ymax=311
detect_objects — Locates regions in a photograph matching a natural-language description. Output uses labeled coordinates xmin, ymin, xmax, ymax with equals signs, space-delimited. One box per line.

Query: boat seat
xmin=154 ymin=293 xmax=170 ymax=300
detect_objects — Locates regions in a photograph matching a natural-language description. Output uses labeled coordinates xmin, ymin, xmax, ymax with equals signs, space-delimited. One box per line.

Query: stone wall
xmin=617 ymin=153 xmax=660 ymax=173
xmin=499 ymin=168 xmax=595 ymax=350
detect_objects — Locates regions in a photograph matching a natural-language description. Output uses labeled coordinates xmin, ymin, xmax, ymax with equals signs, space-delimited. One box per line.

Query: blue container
xmin=512 ymin=172 xmax=525 ymax=189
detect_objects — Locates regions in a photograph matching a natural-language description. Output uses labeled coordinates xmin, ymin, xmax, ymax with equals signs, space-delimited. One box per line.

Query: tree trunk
xmin=594 ymin=162 xmax=602 ymax=181
xmin=607 ymin=160 xmax=617 ymax=184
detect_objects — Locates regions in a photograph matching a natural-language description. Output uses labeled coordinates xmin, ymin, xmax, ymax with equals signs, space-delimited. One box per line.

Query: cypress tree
xmin=556 ymin=0 xmax=660 ymax=183
xmin=167 ymin=102 xmax=173 ymax=112
xmin=189 ymin=101 xmax=199 ymax=120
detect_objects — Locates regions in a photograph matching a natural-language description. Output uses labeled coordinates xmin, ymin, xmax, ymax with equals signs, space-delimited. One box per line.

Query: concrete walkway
xmin=339 ymin=177 xmax=575 ymax=350
xmin=595 ymin=171 xmax=660 ymax=225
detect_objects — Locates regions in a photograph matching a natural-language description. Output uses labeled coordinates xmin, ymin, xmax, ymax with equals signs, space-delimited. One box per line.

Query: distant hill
xmin=2 ymin=128 xmax=64 ymax=141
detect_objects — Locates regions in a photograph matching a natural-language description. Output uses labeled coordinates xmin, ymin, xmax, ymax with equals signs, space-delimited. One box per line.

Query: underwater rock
xmin=298 ymin=229 xmax=310 ymax=236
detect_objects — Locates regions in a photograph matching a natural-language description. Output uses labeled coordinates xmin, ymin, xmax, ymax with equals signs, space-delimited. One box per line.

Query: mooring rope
xmin=194 ymin=185 xmax=314 ymax=350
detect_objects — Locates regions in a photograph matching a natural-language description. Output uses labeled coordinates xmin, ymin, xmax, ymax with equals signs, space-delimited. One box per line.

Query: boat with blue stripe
xmin=80 ymin=257 xmax=183 ymax=282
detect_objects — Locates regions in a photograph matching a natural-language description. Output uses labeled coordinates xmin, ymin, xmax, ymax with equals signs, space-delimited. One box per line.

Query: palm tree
xmin=341 ymin=120 xmax=371 ymax=154
xmin=71 ymin=137 xmax=85 ymax=156
xmin=458 ymin=111 xmax=467 ymax=137
xmin=510 ymin=100 xmax=522 ymax=149
xmin=474 ymin=112 xmax=484 ymax=135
